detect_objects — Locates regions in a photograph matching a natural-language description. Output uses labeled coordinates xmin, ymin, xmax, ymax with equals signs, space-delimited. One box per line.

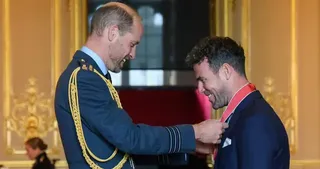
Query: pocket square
xmin=222 ymin=138 xmax=232 ymax=148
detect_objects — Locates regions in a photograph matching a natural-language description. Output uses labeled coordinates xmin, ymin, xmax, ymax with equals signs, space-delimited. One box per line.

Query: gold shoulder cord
xmin=68 ymin=67 xmax=129 ymax=169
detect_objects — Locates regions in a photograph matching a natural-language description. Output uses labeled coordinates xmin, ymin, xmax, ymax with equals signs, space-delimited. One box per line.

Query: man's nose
xmin=197 ymin=83 xmax=205 ymax=94
xmin=129 ymin=48 xmax=136 ymax=59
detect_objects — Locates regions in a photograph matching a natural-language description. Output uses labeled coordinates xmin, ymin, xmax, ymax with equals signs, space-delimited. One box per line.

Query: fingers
xmin=222 ymin=122 xmax=229 ymax=129
xmin=214 ymin=134 xmax=222 ymax=144
xmin=217 ymin=134 xmax=223 ymax=144
xmin=195 ymin=120 xmax=229 ymax=144
xmin=213 ymin=122 xmax=227 ymax=144
xmin=195 ymin=141 xmax=215 ymax=154
xmin=218 ymin=122 xmax=228 ymax=136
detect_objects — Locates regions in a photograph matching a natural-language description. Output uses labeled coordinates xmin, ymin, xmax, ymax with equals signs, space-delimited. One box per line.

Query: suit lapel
xmin=215 ymin=91 xmax=263 ymax=164
xmin=224 ymin=91 xmax=262 ymax=135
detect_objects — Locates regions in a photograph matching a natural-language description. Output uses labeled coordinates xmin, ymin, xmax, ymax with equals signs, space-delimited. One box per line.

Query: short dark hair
xmin=90 ymin=4 xmax=138 ymax=36
xmin=25 ymin=137 xmax=48 ymax=151
xmin=185 ymin=36 xmax=246 ymax=76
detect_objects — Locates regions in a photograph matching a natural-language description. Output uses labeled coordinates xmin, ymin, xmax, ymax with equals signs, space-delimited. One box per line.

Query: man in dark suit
xmin=185 ymin=36 xmax=290 ymax=169
xmin=54 ymin=2 xmax=228 ymax=169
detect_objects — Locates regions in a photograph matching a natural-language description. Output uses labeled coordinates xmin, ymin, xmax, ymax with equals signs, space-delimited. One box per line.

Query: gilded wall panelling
xmin=0 ymin=0 xmax=67 ymax=168
xmin=4 ymin=78 xmax=59 ymax=155
xmin=262 ymin=77 xmax=297 ymax=154
xmin=261 ymin=0 xmax=299 ymax=155
xmin=2 ymin=0 xmax=62 ymax=156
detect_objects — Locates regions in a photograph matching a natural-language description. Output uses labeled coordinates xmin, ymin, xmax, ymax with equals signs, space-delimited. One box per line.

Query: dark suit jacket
xmin=214 ymin=91 xmax=290 ymax=169
xmin=32 ymin=152 xmax=54 ymax=169
xmin=54 ymin=51 xmax=195 ymax=169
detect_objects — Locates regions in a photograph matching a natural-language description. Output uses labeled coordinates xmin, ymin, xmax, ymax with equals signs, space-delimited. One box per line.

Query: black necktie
xmin=105 ymin=72 xmax=112 ymax=83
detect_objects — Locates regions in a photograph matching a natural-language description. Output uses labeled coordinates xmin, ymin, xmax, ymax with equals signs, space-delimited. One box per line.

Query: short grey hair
xmin=90 ymin=3 xmax=139 ymax=36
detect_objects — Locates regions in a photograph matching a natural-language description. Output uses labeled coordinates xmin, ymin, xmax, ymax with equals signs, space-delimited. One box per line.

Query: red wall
xmin=118 ymin=88 xmax=212 ymax=126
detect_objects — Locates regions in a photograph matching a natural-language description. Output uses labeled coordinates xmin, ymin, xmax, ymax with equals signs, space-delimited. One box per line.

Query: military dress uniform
xmin=32 ymin=152 xmax=54 ymax=169
xmin=54 ymin=47 xmax=196 ymax=169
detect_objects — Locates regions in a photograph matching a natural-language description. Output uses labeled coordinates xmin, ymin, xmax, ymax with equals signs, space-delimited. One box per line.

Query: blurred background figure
xmin=0 ymin=165 xmax=8 ymax=169
xmin=25 ymin=137 xmax=54 ymax=169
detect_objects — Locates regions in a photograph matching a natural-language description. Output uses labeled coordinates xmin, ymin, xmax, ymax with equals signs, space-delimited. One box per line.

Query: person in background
xmin=25 ymin=137 xmax=54 ymax=169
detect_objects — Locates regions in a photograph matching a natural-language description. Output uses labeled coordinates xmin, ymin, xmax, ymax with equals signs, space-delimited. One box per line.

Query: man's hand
xmin=192 ymin=119 xmax=228 ymax=144
xmin=195 ymin=141 xmax=214 ymax=155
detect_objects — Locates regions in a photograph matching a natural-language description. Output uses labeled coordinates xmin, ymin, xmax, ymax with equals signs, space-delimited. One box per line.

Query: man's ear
xmin=107 ymin=25 xmax=119 ymax=42
xmin=220 ymin=63 xmax=233 ymax=80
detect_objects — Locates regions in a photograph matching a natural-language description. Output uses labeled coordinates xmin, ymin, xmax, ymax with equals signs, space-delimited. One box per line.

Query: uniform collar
xmin=80 ymin=46 xmax=108 ymax=75
xmin=35 ymin=152 xmax=46 ymax=162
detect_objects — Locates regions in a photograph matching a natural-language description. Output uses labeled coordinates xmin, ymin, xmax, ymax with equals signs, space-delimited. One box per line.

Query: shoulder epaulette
xmin=80 ymin=64 xmax=94 ymax=71
xmin=40 ymin=156 xmax=44 ymax=162
xmin=77 ymin=59 xmax=94 ymax=72
xmin=73 ymin=58 xmax=122 ymax=109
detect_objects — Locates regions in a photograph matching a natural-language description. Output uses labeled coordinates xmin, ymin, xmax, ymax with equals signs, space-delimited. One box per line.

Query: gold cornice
xmin=290 ymin=0 xmax=298 ymax=154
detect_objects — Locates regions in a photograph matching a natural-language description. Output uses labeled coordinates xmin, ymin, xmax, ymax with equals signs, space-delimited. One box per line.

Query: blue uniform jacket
xmin=214 ymin=91 xmax=290 ymax=169
xmin=54 ymin=51 xmax=196 ymax=169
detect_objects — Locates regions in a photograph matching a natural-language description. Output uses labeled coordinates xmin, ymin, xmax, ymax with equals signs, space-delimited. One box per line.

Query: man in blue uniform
xmin=185 ymin=36 xmax=290 ymax=169
xmin=54 ymin=2 xmax=228 ymax=169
